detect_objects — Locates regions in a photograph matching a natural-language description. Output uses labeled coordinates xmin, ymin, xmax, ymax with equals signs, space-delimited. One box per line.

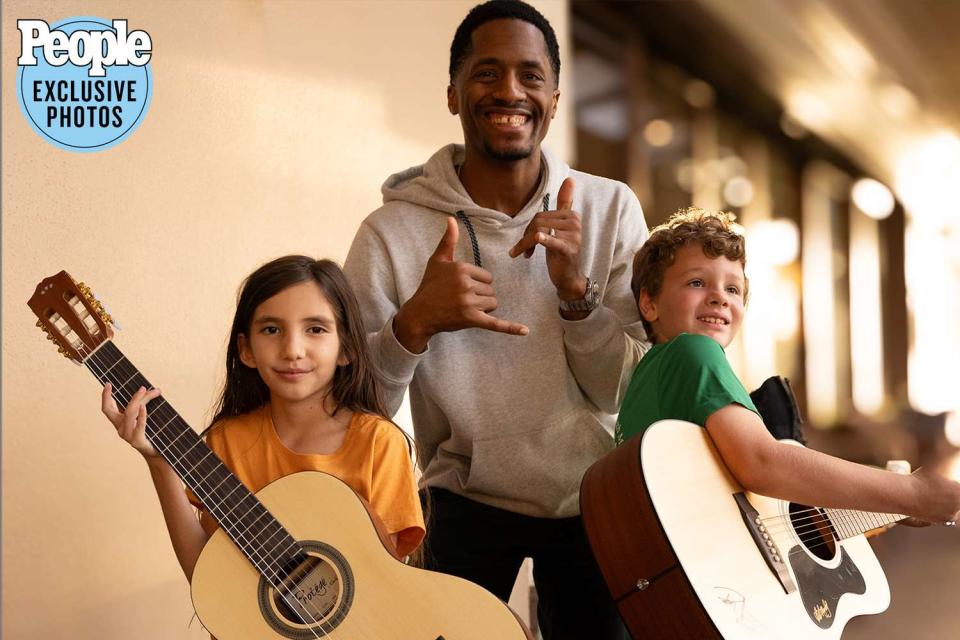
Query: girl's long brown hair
xmin=206 ymin=255 xmax=386 ymax=427
xmin=205 ymin=255 xmax=426 ymax=564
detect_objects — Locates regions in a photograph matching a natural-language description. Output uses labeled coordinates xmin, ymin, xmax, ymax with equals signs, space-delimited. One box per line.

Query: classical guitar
xmin=29 ymin=271 xmax=532 ymax=640
xmin=581 ymin=420 xmax=906 ymax=640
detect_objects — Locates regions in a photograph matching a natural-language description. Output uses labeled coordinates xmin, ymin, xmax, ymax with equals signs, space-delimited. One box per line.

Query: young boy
xmin=615 ymin=207 xmax=960 ymax=525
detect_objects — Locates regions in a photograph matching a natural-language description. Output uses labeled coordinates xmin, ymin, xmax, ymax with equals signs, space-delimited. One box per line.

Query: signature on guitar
xmin=712 ymin=586 xmax=767 ymax=632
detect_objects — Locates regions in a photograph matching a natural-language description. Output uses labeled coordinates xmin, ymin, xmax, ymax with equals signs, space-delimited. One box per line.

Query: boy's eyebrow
xmin=678 ymin=267 xmax=745 ymax=282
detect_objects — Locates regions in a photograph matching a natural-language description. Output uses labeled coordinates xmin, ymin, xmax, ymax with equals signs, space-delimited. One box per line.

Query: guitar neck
xmin=83 ymin=340 xmax=303 ymax=577
xmin=824 ymin=507 xmax=905 ymax=539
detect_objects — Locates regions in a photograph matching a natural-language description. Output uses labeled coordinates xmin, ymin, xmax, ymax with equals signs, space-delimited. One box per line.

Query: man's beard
xmin=481 ymin=138 xmax=535 ymax=161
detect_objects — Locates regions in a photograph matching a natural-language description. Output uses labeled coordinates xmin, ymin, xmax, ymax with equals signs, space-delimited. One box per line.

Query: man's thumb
xmin=557 ymin=177 xmax=575 ymax=211
xmin=431 ymin=216 xmax=459 ymax=262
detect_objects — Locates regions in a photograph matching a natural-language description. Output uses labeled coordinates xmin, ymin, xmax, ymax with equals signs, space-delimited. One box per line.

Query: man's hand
xmin=508 ymin=177 xmax=586 ymax=301
xmin=394 ymin=217 xmax=529 ymax=353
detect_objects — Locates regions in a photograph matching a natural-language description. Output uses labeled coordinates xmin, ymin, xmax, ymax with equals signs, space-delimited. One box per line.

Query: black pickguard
xmin=788 ymin=544 xmax=866 ymax=629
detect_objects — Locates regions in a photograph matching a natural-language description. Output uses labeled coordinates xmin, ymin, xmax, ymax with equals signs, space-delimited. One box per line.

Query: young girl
xmin=100 ymin=256 xmax=425 ymax=582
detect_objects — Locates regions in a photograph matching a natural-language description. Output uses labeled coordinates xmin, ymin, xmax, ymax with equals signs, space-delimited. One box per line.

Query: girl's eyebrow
xmin=253 ymin=315 xmax=334 ymax=325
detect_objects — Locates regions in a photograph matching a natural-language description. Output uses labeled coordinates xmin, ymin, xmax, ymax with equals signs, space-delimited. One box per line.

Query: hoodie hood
xmin=381 ymin=143 xmax=570 ymax=229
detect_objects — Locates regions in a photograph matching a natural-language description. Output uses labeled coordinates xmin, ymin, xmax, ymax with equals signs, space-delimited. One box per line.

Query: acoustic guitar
xmin=29 ymin=270 xmax=532 ymax=640
xmin=581 ymin=420 xmax=907 ymax=639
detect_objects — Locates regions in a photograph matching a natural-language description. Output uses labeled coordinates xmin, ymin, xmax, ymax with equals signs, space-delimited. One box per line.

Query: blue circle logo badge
xmin=16 ymin=17 xmax=153 ymax=153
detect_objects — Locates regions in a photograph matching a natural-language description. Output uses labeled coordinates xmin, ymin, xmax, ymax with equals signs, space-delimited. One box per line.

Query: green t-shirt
xmin=615 ymin=333 xmax=760 ymax=446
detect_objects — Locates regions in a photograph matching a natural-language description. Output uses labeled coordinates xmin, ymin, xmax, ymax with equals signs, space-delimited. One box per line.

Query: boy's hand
xmin=508 ymin=177 xmax=586 ymax=300
xmin=907 ymin=466 xmax=960 ymax=524
xmin=101 ymin=383 xmax=163 ymax=460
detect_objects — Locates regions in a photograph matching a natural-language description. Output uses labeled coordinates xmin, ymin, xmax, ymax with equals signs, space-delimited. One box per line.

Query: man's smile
xmin=484 ymin=111 xmax=530 ymax=128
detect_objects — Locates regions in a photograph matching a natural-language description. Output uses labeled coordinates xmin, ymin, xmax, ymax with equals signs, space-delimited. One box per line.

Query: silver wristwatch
xmin=559 ymin=277 xmax=600 ymax=312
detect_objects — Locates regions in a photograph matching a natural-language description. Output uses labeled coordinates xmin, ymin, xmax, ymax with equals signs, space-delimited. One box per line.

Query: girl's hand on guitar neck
xmin=101 ymin=383 xmax=164 ymax=461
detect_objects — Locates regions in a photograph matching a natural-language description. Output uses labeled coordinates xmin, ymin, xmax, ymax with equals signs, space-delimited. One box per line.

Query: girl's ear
xmin=238 ymin=334 xmax=256 ymax=368
xmin=638 ymin=288 xmax=659 ymax=324
xmin=336 ymin=350 xmax=351 ymax=367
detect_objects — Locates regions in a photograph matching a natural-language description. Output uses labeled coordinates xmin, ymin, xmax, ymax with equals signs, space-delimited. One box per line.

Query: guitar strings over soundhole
xmin=273 ymin=554 xmax=342 ymax=623
xmin=789 ymin=503 xmax=837 ymax=561
xmin=258 ymin=541 xmax=355 ymax=639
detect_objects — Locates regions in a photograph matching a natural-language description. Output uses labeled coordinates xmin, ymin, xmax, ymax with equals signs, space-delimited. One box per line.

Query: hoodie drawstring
xmin=455 ymin=211 xmax=483 ymax=268
xmin=454 ymin=192 xmax=553 ymax=269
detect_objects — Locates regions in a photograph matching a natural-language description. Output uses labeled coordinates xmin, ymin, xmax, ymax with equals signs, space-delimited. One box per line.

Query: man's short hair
xmin=449 ymin=0 xmax=560 ymax=84
xmin=631 ymin=208 xmax=748 ymax=337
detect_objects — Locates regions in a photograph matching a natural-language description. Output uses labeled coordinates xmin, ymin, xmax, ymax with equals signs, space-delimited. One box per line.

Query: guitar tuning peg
xmin=35 ymin=320 xmax=43 ymax=328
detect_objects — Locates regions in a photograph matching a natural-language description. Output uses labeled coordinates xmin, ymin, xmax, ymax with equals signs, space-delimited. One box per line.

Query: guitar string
xmin=83 ymin=346 xmax=333 ymax=640
xmin=736 ymin=509 xmax=908 ymax=551
xmin=759 ymin=507 xmax=903 ymax=536
xmin=84 ymin=347 xmax=334 ymax=640
xmin=758 ymin=510 xmax=900 ymax=542
xmin=82 ymin=343 xmax=334 ymax=638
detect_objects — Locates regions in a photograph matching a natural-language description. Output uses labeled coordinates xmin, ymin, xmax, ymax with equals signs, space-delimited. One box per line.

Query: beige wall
xmin=2 ymin=1 xmax=571 ymax=637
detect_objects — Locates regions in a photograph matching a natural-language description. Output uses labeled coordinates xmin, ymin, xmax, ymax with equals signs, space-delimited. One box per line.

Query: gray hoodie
xmin=344 ymin=144 xmax=649 ymax=517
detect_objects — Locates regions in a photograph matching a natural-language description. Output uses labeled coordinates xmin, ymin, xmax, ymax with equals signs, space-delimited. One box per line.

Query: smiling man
xmin=344 ymin=2 xmax=646 ymax=637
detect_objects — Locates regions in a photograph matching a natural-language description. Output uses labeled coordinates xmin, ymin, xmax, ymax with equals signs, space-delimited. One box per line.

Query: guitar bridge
xmin=734 ymin=492 xmax=796 ymax=594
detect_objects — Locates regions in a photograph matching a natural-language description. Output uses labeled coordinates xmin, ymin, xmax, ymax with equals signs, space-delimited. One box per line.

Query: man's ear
xmin=238 ymin=334 xmax=256 ymax=369
xmin=550 ymin=89 xmax=560 ymax=120
xmin=447 ymin=85 xmax=459 ymax=115
xmin=638 ymin=288 xmax=659 ymax=324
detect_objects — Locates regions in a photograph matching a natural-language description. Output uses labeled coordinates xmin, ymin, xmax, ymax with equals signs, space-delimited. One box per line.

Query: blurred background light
xmin=802 ymin=165 xmax=840 ymax=426
xmin=946 ymin=411 xmax=960 ymax=448
xmin=786 ymin=89 xmax=831 ymax=129
xmin=745 ymin=218 xmax=799 ymax=267
xmin=683 ymin=78 xmax=716 ymax=109
xmin=849 ymin=207 xmax=885 ymax=415
xmin=643 ymin=118 xmax=674 ymax=147
xmin=895 ymin=131 xmax=960 ymax=229
xmin=877 ymin=82 xmax=918 ymax=120
xmin=851 ymin=177 xmax=895 ymax=220
xmin=779 ymin=113 xmax=808 ymax=140
xmin=723 ymin=176 xmax=755 ymax=208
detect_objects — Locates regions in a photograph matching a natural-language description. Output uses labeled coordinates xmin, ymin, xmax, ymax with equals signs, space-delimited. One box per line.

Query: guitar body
xmin=192 ymin=471 xmax=530 ymax=639
xmin=581 ymin=420 xmax=890 ymax=640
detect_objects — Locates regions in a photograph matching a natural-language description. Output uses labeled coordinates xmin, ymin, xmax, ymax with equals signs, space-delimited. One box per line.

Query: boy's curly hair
xmin=631 ymin=207 xmax=748 ymax=338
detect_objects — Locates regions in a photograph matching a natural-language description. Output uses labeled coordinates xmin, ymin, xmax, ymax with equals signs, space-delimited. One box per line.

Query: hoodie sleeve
xmin=343 ymin=220 xmax=427 ymax=417
xmin=559 ymin=183 xmax=651 ymax=414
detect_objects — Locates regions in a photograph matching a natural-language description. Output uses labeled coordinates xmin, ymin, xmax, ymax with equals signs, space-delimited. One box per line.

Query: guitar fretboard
xmin=825 ymin=507 xmax=903 ymax=539
xmin=84 ymin=340 xmax=305 ymax=583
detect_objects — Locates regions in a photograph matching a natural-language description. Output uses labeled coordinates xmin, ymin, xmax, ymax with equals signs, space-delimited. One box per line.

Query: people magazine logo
xmin=16 ymin=16 xmax=153 ymax=153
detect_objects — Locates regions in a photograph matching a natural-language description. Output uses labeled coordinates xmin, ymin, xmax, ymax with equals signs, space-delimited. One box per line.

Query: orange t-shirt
xmin=187 ymin=405 xmax=424 ymax=557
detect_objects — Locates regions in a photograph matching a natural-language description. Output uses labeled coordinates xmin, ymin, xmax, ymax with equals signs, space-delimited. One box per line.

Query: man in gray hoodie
xmin=344 ymin=1 xmax=646 ymax=637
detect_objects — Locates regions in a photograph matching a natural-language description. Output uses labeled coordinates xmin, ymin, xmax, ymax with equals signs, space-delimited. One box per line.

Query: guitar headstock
xmin=28 ymin=271 xmax=114 ymax=363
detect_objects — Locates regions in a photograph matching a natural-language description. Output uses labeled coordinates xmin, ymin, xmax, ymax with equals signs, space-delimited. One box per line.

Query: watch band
xmin=559 ymin=277 xmax=600 ymax=312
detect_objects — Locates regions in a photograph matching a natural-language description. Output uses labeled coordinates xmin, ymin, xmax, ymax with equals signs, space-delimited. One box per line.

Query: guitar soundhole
xmin=258 ymin=540 xmax=354 ymax=639
xmin=789 ymin=503 xmax=837 ymax=561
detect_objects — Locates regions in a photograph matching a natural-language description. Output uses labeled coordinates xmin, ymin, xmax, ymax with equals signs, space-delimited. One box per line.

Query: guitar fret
xmin=102 ymin=354 xmax=125 ymax=376
xmin=827 ymin=507 xmax=904 ymax=541
xmin=236 ymin=503 xmax=272 ymax=539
